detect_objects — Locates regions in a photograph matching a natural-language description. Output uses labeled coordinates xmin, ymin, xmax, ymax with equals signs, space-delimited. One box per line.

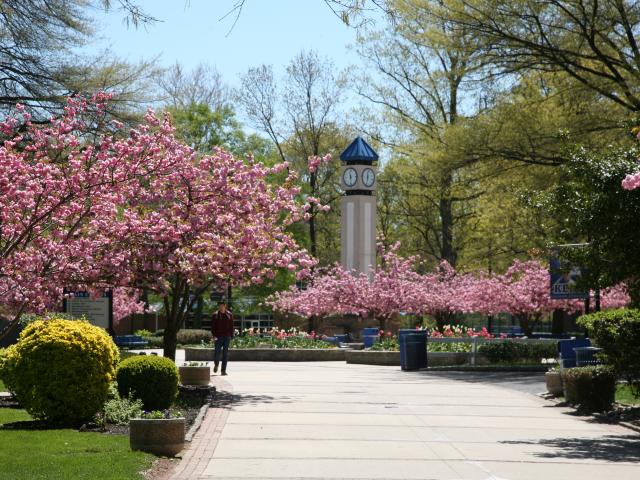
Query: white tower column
xmin=339 ymin=137 xmax=378 ymax=279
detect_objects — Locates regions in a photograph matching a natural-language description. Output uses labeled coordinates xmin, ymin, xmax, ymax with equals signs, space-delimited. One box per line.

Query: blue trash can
xmin=361 ymin=327 xmax=379 ymax=347
xmin=399 ymin=330 xmax=427 ymax=371
xmin=363 ymin=335 xmax=379 ymax=348
xmin=574 ymin=346 xmax=602 ymax=367
xmin=362 ymin=327 xmax=379 ymax=337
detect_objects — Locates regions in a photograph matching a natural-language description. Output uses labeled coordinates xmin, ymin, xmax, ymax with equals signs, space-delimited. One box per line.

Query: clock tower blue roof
xmin=340 ymin=136 xmax=378 ymax=163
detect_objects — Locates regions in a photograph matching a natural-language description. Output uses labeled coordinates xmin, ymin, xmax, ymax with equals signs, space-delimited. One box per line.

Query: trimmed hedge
xmin=578 ymin=308 xmax=640 ymax=396
xmin=478 ymin=341 xmax=557 ymax=364
xmin=562 ymin=365 xmax=616 ymax=412
xmin=177 ymin=329 xmax=212 ymax=345
xmin=116 ymin=355 xmax=178 ymax=410
xmin=140 ymin=329 xmax=212 ymax=348
xmin=0 ymin=318 xmax=119 ymax=426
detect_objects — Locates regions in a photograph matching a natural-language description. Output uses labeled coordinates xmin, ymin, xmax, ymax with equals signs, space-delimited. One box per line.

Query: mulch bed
xmin=593 ymin=404 xmax=640 ymax=431
xmin=541 ymin=393 xmax=640 ymax=432
xmin=1 ymin=385 xmax=215 ymax=436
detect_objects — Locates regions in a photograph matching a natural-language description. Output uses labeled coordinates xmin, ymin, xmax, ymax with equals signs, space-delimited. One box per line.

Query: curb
xmin=619 ymin=421 xmax=640 ymax=434
xmin=427 ymin=365 xmax=548 ymax=372
xmin=185 ymin=402 xmax=209 ymax=442
xmin=537 ymin=392 xmax=640 ymax=435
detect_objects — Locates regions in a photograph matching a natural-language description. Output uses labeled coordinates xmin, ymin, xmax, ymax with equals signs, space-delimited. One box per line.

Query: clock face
xmin=362 ymin=168 xmax=375 ymax=187
xmin=342 ymin=167 xmax=357 ymax=187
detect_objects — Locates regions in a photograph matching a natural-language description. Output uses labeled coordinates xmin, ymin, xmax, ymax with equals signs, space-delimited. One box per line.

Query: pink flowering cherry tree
xmin=100 ymin=117 xmax=316 ymax=359
xmin=0 ymin=95 xmax=315 ymax=359
xmin=0 ymin=95 xmax=191 ymax=321
xmin=269 ymin=242 xmax=424 ymax=330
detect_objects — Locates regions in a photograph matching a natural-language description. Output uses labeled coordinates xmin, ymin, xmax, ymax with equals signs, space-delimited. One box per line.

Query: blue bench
xmin=114 ymin=335 xmax=148 ymax=348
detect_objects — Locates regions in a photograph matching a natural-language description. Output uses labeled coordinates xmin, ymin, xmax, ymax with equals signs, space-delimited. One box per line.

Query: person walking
xmin=211 ymin=300 xmax=234 ymax=375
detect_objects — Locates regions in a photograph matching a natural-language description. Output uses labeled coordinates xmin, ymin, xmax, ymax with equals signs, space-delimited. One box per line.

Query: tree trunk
xmin=193 ymin=294 xmax=203 ymax=329
xmin=307 ymin=315 xmax=317 ymax=334
xmin=378 ymin=316 xmax=386 ymax=331
xmin=309 ymin=204 xmax=317 ymax=258
xmin=551 ymin=309 xmax=564 ymax=334
xmin=519 ymin=314 xmax=533 ymax=337
xmin=162 ymin=278 xmax=190 ymax=361
xmin=434 ymin=311 xmax=454 ymax=332
xmin=439 ymin=174 xmax=457 ymax=267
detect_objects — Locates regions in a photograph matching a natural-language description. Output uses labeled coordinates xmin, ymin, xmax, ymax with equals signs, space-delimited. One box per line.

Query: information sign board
xmin=64 ymin=290 xmax=113 ymax=331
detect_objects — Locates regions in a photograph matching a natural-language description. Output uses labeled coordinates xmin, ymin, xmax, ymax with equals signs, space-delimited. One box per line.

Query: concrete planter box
xmin=184 ymin=348 xmax=215 ymax=362
xmin=179 ymin=366 xmax=211 ymax=386
xmin=545 ymin=370 xmax=563 ymax=396
xmin=129 ymin=418 xmax=185 ymax=457
xmin=345 ymin=350 xmax=490 ymax=367
xmin=427 ymin=352 xmax=490 ymax=366
xmin=184 ymin=347 xmax=345 ymax=362
xmin=346 ymin=350 xmax=399 ymax=365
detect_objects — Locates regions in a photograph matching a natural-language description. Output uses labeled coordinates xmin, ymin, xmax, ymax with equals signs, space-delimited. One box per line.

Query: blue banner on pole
xmin=550 ymin=248 xmax=588 ymax=299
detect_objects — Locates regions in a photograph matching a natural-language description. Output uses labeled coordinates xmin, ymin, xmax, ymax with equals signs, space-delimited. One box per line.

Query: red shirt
xmin=212 ymin=310 xmax=234 ymax=337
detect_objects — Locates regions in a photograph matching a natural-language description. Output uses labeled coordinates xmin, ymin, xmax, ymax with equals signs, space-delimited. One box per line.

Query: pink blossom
xmin=622 ymin=172 xmax=640 ymax=190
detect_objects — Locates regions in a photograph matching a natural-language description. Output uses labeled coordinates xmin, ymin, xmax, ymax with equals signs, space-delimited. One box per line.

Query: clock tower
xmin=340 ymin=137 xmax=378 ymax=278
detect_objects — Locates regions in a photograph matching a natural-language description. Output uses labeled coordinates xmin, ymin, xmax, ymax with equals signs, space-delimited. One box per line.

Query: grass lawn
xmin=617 ymin=384 xmax=640 ymax=405
xmin=0 ymin=408 xmax=155 ymax=480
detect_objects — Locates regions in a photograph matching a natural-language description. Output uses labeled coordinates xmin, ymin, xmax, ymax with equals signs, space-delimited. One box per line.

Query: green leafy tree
xmin=543 ymin=142 xmax=640 ymax=304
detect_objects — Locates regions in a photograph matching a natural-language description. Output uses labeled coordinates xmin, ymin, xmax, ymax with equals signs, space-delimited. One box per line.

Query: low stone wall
xmin=345 ymin=350 xmax=490 ymax=367
xmin=185 ymin=347 xmax=488 ymax=365
xmin=184 ymin=347 xmax=345 ymax=362
xmin=345 ymin=350 xmax=399 ymax=366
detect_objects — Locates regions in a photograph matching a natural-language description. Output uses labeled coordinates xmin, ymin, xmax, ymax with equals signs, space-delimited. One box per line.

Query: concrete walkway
xmin=171 ymin=362 xmax=640 ymax=480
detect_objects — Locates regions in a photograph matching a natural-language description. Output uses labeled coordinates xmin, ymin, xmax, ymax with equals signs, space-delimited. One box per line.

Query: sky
xmin=91 ymin=0 xmax=368 ymax=90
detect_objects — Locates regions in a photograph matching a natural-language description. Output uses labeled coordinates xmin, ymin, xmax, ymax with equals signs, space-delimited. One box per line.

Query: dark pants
xmin=214 ymin=336 xmax=231 ymax=372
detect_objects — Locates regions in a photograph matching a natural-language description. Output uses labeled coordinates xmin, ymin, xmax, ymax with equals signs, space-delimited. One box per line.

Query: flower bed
xmin=369 ymin=325 xmax=491 ymax=352
xmin=229 ymin=328 xmax=336 ymax=350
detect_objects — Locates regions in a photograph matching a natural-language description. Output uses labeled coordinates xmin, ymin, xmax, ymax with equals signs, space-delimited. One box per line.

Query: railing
xmin=427 ymin=336 xmax=560 ymax=366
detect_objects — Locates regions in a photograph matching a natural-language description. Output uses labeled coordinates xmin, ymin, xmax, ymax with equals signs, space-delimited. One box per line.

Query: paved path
xmin=171 ymin=362 xmax=640 ymax=480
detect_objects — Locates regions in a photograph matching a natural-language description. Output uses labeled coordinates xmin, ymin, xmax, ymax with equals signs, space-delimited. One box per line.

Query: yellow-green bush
xmin=0 ymin=318 xmax=119 ymax=426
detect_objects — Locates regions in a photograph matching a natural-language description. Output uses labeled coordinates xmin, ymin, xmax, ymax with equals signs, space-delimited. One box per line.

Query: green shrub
xmin=17 ymin=312 xmax=78 ymax=328
xmin=177 ymin=329 xmax=212 ymax=345
xmin=142 ymin=329 xmax=211 ymax=346
xmin=0 ymin=318 xmax=119 ymax=426
xmin=116 ymin=355 xmax=178 ymax=410
xmin=134 ymin=329 xmax=152 ymax=337
xmin=142 ymin=336 xmax=164 ymax=348
xmin=478 ymin=341 xmax=557 ymax=364
xmin=119 ymin=350 xmax=141 ymax=361
xmin=562 ymin=365 xmax=616 ymax=412
xmin=578 ymin=308 xmax=640 ymax=395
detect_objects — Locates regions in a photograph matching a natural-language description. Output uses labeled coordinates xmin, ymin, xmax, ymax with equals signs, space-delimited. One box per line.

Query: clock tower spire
xmin=339 ymin=137 xmax=378 ymax=279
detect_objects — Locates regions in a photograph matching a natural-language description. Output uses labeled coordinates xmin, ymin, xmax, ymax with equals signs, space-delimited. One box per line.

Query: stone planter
xmin=346 ymin=350 xmax=399 ymax=365
xmin=184 ymin=347 xmax=215 ymax=362
xmin=184 ymin=347 xmax=345 ymax=362
xmin=179 ymin=365 xmax=211 ymax=386
xmin=545 ymin=370 xmax=563 ymax=396
xmin=129 ymin=418 xmax=185 ymax=456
